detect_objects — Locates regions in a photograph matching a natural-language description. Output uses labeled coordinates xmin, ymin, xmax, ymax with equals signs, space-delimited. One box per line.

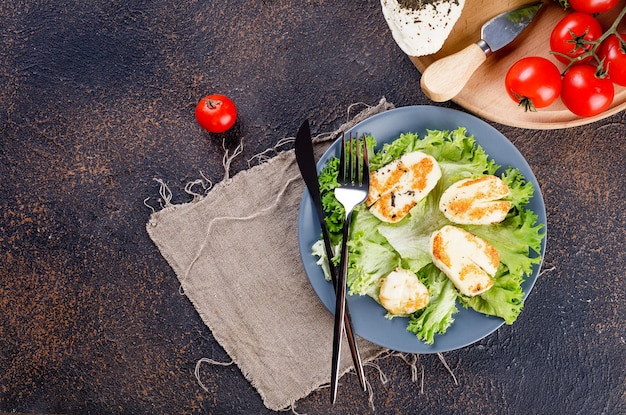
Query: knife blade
xmin=294 ymin=120 xmax=367 ymax=392
xmin=420 ymin=1 xmax=544 ymax=102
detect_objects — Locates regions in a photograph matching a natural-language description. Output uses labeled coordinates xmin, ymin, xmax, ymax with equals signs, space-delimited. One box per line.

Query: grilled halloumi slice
xmin=439 ymin=175 xmax=511 ymax=225
xmin=379 ymin=268 xmax=429 ymax=315
xmin=366 ymin=151 xmax=441 ymax=223
xmin=430 ymin=225 xmax=498 ymax=297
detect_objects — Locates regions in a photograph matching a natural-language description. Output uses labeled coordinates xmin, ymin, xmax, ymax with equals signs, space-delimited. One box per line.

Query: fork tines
xmin=339 ymin=132 xmax=369 ymax=186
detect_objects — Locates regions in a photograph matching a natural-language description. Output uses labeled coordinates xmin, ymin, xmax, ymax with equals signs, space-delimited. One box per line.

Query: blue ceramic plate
xmin=297 ymin=106 xmax=547 ymax=353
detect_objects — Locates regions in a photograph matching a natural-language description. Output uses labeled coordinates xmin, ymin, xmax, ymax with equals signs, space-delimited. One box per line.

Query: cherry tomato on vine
xmin=598 ymin=33 xmax=626 ymax=87
xmin=550 ymin=13 xmax=603 ymax=64
xmin=567 ymin=0 xmax=620 ymax=14
xmin=195 ymin=94 xmax=237 ymax=133
xmin=505 ymin=57 xmax=562 ymax=111
xmin=561 ymin=64 xmax=614 ymax=117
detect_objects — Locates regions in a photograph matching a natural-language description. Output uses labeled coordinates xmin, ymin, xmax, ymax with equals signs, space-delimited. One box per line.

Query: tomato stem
xmin=518 ymin=97 xmax=537 ymax=112
xmin=206 ymin=99 xmax=222 ymax=109
xmin=559 ymin=5 xmax=626 ymax=74
xmin=513 ymin=91 xmax=537 ymax=112
xmin=555 ymin=0 xmax=570 ymax=10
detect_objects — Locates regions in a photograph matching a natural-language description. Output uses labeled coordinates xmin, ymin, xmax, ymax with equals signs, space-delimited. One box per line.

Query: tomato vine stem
xmin=558 ymin=6 xmax=626 ymax=74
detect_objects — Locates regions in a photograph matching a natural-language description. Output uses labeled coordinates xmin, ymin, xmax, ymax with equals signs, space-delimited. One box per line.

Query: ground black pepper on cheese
xmin=398 ymin=0 xmax=460 ymax=10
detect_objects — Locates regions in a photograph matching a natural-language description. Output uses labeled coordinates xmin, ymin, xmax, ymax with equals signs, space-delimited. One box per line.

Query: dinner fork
xmin=330 ymin=132 xmax=370 ymax=404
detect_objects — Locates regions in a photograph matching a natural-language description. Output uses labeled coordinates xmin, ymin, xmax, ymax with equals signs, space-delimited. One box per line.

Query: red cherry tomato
xmin=195 ymin=94 xmax=237 ymax=133
xmin=567 ymin=0 xmax=619 ymax=14
xmin=561 ymin=64 xmax=614 ymax=117
xmin=598 ymin=33 xmax=626 ymax=87
xmin=505 ymin=57 xmax=562 ymax=111
xmin=550 ymin=13 xmax=603 ymax=64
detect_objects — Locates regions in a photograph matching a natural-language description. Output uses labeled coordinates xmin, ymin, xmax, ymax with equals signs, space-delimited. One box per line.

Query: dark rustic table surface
xmin=2 ymin=1 xmax=625 ymax=414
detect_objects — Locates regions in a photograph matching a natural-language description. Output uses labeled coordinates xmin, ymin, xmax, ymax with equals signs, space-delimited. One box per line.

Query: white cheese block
xmin=430 ymin=225 xmax=498 ymax=297
xmin=439 ymin=175 xmax=511 ymax=225
xmin=379 ymin=268 xmax=430 ymax=315
xmin=366 ymin=151 xmax=441 ymax=223
xmin=380 ymin=0 xmax=466 ymax=57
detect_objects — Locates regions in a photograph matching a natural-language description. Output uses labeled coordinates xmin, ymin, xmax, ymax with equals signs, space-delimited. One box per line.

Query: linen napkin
xmin=146 ymin=98 xmax=394 ymax=410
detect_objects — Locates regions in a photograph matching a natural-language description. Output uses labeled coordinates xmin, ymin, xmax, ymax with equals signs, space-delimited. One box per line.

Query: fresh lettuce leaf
xmin=419 ymin=128 xmax=498 ymax=188
xmin=346 ymin=205 xmax=399 ymax=295
xmin=464 ymin=208 xmax=543 ymax=280
xmin=312 ymin=239 xmax=333 ymax=282
xmin=501 ymin=166 xmax=535 ymax=211
xmin=407 ymin=264 xmax=459 ymax=345
xmin=461 ymin=266 xmax=525 ymax=324
xmin=369 ymin=132 xmax=419 ymax=170
xmin=346 ymin=235 xmax=398 ymax=295
xmin=377 ymin=191 xmax=445 ymax=274
xmin=318 ymin=157 xmax=343 ymax=242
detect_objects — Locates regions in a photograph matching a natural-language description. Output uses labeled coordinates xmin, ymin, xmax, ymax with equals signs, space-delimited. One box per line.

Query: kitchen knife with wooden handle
xmin=421 ymin=1 xmax=544 ymax=102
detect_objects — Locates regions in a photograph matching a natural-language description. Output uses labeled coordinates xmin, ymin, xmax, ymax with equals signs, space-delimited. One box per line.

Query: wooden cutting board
xmin=410 ymin=0 xmax=626 ymax=129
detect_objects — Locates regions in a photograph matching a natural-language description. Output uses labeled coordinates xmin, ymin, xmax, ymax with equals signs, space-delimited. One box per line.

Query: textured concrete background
xmin=1 ymin=1 xmax=625 ymax=414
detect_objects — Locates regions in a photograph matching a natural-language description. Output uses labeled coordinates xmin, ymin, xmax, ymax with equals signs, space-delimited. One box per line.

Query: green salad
xmin=312 ymin=127 xmax=545 ymax=345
